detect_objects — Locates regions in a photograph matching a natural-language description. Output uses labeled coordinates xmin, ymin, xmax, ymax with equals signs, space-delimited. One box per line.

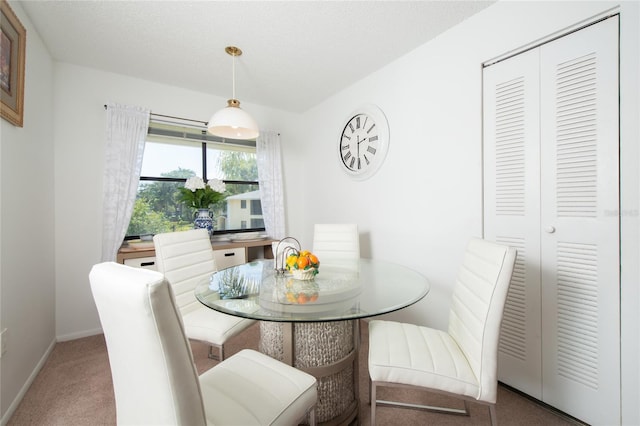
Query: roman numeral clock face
xmin=338 ymin=105 xmax=389 ymax=180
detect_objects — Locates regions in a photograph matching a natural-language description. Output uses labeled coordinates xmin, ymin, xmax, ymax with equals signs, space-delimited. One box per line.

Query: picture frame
xmin=1 ymin=0 xmax=26 ymax=127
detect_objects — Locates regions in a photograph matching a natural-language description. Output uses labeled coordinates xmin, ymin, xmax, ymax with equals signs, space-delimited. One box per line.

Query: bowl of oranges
xmin=285 ymin=250 xmax=320 ymax=280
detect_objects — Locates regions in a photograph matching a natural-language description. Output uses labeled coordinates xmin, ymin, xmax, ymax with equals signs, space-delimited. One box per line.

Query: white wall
xmin=281 ymin=1 xmax=639 ymax=423
xmin=0 ymin=0 xmax=55 ymax=420
xmin=52 ymin=64 xmax=297 ymax=340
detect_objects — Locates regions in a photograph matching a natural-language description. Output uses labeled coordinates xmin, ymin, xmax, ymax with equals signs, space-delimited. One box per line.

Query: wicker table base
xmin=259 ymin=320 xmax=360 ymax=425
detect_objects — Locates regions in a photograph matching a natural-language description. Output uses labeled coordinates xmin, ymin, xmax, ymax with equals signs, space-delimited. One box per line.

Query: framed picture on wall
xmin=1 ymin=0 xmax=26 ymax=127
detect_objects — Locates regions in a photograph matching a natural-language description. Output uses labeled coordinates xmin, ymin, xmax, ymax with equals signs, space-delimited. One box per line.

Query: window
xmin=125 ymin=120 xmax=264 ymax=238
xmin=251 ymin=200 xmax=262 ymax=215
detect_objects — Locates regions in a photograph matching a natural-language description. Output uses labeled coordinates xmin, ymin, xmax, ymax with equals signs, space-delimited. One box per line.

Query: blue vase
xmin=194 ymin=208 xmax=213 ymax=235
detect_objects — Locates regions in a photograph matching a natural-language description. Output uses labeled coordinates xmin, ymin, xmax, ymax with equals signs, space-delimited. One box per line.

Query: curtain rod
xmin=103 ymin=104 xmax=208 ymax=126
xmin=103 ymin=104 xmax=279 ymax=136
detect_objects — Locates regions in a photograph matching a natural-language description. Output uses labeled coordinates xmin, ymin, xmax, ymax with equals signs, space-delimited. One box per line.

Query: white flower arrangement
xmin=207 ymin=178 xmax=226 ymax=193
xmin=184 ymin=176 xmax=206 ymax=191
xmin=179 ymin=177 xmax=226 ymax=209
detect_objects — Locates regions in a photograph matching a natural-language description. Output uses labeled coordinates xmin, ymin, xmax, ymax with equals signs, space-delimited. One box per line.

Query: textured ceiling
xmin=21 ymin=1 xmax=494 ymax=113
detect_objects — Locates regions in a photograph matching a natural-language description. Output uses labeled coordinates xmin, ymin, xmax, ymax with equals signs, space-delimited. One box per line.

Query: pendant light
xmin=207 ymin=46 xmax=259 ymax=140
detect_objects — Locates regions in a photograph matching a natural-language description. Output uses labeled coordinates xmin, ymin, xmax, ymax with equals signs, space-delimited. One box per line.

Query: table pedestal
xmin=259 ymin=320 xmax=359 ymax=425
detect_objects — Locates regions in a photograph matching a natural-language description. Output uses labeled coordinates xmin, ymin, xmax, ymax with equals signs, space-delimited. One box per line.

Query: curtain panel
xmin=256 ymin=131 xmax=285 ymax=239
xmin=101 ymin=103 xmax=150 ymax=261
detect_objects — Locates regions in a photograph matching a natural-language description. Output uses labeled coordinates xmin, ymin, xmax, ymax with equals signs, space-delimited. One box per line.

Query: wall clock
xmin=338 ymin=104 xmax=389 ymax=180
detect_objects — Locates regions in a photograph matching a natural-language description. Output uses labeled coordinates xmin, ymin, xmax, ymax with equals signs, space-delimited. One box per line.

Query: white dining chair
xmin=368 ymin=238 xmax=517 ymax=425
xmin=312 ymin=223 xmax=360 ymax=263
xmin=153 ymin=229 xmax=255 ymax=360
xmin=89 ymin=262 xmax=317 ymax=425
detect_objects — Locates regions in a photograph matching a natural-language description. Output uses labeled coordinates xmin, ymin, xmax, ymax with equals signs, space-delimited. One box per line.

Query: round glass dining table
xmin=195 ymin=258 xmax=429 ymax=425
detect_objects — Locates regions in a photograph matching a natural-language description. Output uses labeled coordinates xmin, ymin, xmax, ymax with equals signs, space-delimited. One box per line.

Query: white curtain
xmin=101 ymin=103 xmax=150 ymax=261
xmin=256 ymin=131 xmax=286 ymax=239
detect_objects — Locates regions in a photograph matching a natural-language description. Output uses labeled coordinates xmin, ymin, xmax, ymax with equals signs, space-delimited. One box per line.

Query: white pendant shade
xmin=207 ymin=99 xmax=259 ymax=140
xmin=207 ymin=46 xmax=259 ymax=140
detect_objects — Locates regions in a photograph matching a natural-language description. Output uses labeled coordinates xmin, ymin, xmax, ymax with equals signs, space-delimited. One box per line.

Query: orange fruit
xmin=297 ymin=293 xmax=308 ymax=304
xmin=297 ymin=256 xmax=309 ymax=269
xmin=299 ymin=250 xmax=310 ymax=257
xmin=308 ymin=254 xmax=319 ymax=265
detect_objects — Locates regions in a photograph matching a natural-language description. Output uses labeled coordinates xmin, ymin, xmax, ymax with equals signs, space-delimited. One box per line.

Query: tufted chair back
xmin=89 ymin=262 xmax=207 ymax=425
xmin=447 ymin=238 xmax=517 ymax=401
xmin=153 ymin=229 xmax=217 ymax=316
xmin=312 ymin=224 xmax=360 ymax=263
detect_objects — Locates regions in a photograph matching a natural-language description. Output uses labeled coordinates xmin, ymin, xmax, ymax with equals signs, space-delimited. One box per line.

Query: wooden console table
xmin=117 ymin=238 xmax=277 ymax=270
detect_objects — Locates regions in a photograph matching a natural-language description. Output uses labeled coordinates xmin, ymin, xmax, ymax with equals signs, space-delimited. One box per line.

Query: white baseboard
xmin=56 ymin=327 xmax=103 ymax=342
xmin=1 ymin=337 xmax=56 ymax=426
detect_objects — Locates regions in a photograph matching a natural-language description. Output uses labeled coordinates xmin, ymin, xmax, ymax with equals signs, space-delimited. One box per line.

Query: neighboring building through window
xmin=125 ymin=120 xmax=264 ymax=238
xmin=226 ymin=191 xmax=264 ymax=230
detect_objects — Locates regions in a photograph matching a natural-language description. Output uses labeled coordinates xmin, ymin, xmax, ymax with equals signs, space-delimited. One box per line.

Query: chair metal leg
xmin=372 ymin=382 xmax=470 ymax=417
xmin=489 ymin=404 xmax=497 ymax=426
xmin=368 ymin=381 xmax=508 ymax=426
xmin=208 ymin=344 xmax=224 ymax=361
xmin=308 ymin=406 xmax=317 ymax=426
xmin=375 ymin=399 xmax=469 ymax=416
xmin=370 ymin=379 xmax=377 ymax=425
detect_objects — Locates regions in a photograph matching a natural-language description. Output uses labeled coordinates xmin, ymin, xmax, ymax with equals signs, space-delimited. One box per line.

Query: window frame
xmin=125 ymin=122 xmax=265 ymax=240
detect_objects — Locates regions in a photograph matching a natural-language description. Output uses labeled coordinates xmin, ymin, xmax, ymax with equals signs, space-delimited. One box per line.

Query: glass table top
xmin=194 ymin=259 xmax=430 ymax=322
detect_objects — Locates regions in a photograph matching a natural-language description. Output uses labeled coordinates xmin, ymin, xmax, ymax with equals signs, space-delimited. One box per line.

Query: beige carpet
xmin=7 ymin=320 xmax=580 ymax=425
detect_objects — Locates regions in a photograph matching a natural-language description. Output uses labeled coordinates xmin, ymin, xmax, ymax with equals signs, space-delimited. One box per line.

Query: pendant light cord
xmin=232 ymin=52 xmax=236 ymax=100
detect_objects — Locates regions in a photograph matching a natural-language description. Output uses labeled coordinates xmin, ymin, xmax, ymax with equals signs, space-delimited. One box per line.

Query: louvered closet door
xmin=539 ymin=17 xmax=619 ymax=425
xmin=483 ymin=16 xmax=620 ymax=425
xmin=483 ymin=49 xmax=543 ymax=400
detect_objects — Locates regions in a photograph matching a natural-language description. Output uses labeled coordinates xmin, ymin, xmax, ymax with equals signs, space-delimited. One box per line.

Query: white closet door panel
xmin=539 ymin=17 xmax=620 ymax=425
xmin=483 ymin=49 xmax=543 ymax=399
